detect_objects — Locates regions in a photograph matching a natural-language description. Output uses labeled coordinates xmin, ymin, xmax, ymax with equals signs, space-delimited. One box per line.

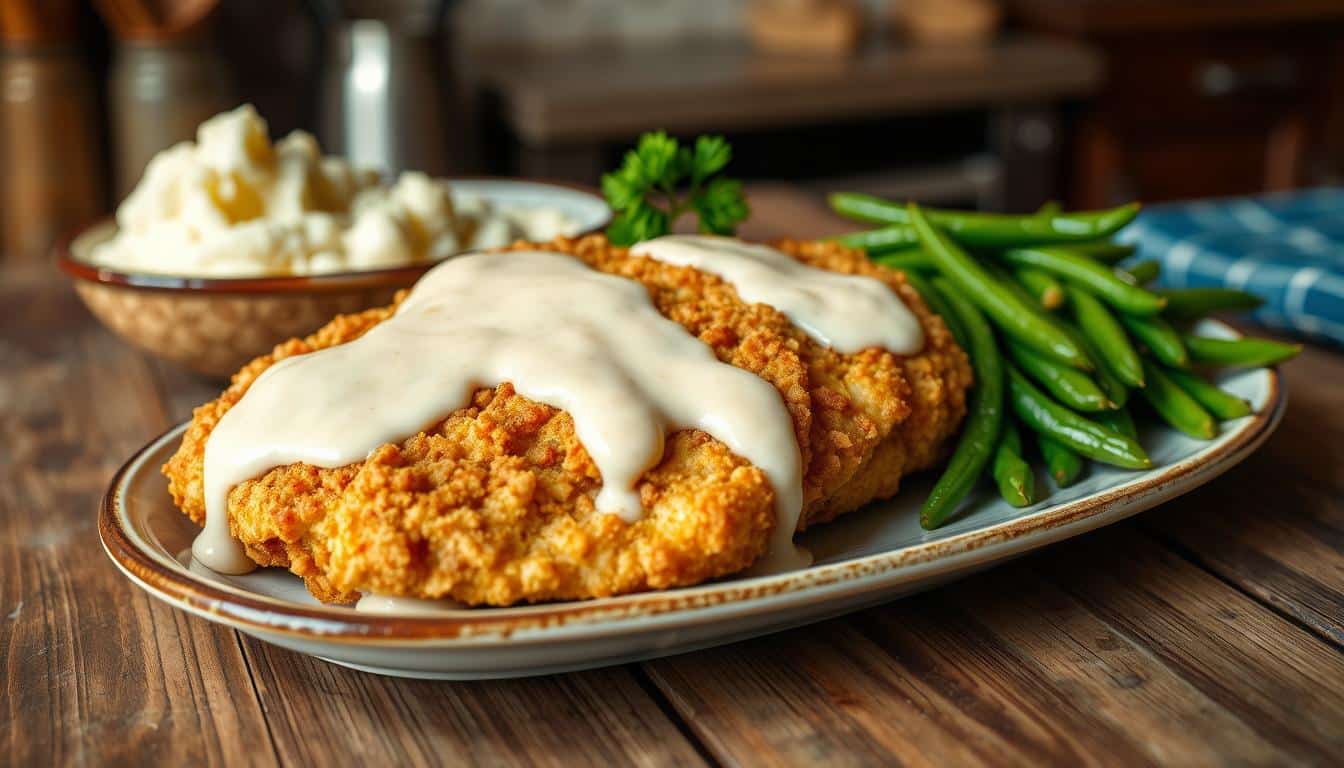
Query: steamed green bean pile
xmin=830 ymin=193 xmax=1301 ymax=529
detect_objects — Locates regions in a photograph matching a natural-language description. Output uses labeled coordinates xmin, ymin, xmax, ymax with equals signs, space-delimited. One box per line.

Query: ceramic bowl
xmin=56 ymin=179 xmax=610 ymax=377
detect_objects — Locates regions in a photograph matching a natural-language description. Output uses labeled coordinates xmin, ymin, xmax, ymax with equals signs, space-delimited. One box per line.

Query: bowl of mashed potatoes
xmin=57 ymin=105 xmax=610 ymax=376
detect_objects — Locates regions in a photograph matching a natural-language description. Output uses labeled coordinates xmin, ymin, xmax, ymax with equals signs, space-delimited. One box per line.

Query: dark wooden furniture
xmin=1008 ymin=0 xmax=1344 ymax=206
xmin=5 ymin=185 xmax=1344 ymax=764
xmin=468 ymin=37 xmax=1102 ymax=211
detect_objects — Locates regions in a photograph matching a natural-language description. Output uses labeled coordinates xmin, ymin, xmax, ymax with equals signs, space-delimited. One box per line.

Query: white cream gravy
xmin=631 ymin=235 xmax=924 ymax=354
xmin=197 ymin=249 xmax=808 ymax=575
xmin=198 ymin=238 xmax=927 ymax=597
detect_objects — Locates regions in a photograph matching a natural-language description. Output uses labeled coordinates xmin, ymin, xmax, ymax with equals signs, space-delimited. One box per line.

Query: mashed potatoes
xmin=90 ymin=105 xmax=578 ymax=277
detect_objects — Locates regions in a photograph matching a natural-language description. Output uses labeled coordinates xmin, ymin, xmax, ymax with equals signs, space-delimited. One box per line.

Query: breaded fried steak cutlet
xmin=163 ymin=235 xmax=972 ymax=606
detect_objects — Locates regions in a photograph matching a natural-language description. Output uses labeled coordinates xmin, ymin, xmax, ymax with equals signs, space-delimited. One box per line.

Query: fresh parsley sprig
xmin=602 ymin=132 xmax=750 ymax=246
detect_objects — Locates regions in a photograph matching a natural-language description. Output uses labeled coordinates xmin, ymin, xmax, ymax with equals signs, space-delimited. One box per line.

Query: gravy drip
xmin=632 ymin=235 xmax=924 ymax=354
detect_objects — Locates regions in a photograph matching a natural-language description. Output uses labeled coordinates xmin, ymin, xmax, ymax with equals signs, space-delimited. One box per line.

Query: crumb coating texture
xmin=163 ymin=236 xmax=971 ymax=605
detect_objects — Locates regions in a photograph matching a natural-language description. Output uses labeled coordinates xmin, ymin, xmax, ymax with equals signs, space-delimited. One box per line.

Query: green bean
xmin=992 ymin=262 xmax=1129 ymax=413
xmin=1092 ymin=406 xmax=1138 ymax=441
xmin=998 ymin=247 xmax=1166 ymax=315
xmin=1120 ymin=260 xmax=1161 ymax=285
xmin=907 ymin=203 xmax=1091 ymax=369
xmin=1073 ymin=330 xmax=1130 ymax=408
xmin=1007 ymin=364 xmax=1152 ymax=469
xmin=903 ymin=270 xmax=966 ymax=347
xmin=835 ymin=226 xmax=921 ymax=255
xmin=829 ymin=193 xmax=1141 ymax=248
xmin=1015 ymin=267 xmax=1064 ymax=310
xmin=1002 ymin=271 xmax=1125 ymax=404
xmin=1163 ymin=367 xmax=1252 ymax=420
xmin=990 ymin=265 xmax=1113 ymax=385
xmin=1036 ymin=200 xmax=1062 ymax=216
xmin=871 ymin=250 xmax=936 ymax=273
xmin=993 ymin=419 xmax=1034 ymax=507
xmin=1069 ymin=287 xmax=1144 ymax=388
xmin=1139 ymin=359 xmax=1217 ymax=439
xmin=1069 ymin=241 xmax=1138 ymax=264
xmin=1184 ymin=335 xmax=1301 ymax=368
xmin=1160 ymin=288 xmax=1264 ymax=320
xmin=1121 ymin=314 xmax=1188 ymax=368
xmin=1038 ymin=433 xmax=1084 ymax=487
xmin=829 ymin=193 xmax=913 ymax=225
xmin=1005 ymin=339 xmax=1113 ymax=412
xmin=986 ymin=260 xmax=1043 ymax=306
xmin=920 ymin=278 xmax=1005 ymax=529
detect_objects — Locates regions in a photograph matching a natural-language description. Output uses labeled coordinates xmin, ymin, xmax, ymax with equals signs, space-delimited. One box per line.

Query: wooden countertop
xmin=5 ymin=185 xmax=1344 ymax=764
xmin=472 ymin=36 xmax=1102 ymax=144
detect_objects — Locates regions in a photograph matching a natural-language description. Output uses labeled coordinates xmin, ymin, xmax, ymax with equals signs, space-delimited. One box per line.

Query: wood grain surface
xmin=473 ymin=37 xmax=1101 ymax=144
xmin=4 ymin=186 xmax=1342 ymax=766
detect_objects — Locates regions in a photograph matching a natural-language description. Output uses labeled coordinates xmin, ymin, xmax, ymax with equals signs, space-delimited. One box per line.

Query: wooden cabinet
xmin=1008 ymin=0 xmax=1344 ymax=206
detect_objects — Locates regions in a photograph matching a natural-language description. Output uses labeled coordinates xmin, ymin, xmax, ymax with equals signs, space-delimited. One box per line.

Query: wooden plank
xmin=240 ymin=638 xmax=706 ymax=768
xmin=646 ymin=522 xmax=1344 ymax=765
xmin=475 ymin=37 xmax=1101 ymax=143
xmin=1147 ymin=454 xmax=1344 ymax=647
xmin=648 ymin=619 xmax=1025 ymax=767
xmin=1043 ymin=528 xmax=1344 ymax=761
xmin=1213 ymin=340 xmax=1344 ymax=495
xmin=0 ymin=269 xmax=278 ymax=766
xmin=1144 ymin=342 xmax=1344 ymax=647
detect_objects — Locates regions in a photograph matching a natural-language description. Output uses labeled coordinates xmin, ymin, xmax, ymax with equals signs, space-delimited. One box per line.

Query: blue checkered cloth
xmin=1118 ymin=188 xmax=1344 ymax=345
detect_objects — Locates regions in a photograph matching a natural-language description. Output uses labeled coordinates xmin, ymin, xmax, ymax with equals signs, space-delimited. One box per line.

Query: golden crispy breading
xmin=163 ymin=235 xmax=971 ymax=605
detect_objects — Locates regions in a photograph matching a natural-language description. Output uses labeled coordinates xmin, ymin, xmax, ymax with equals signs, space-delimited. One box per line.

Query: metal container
xmin=0 ymin=45 xmax=102 ymax=262
xmin=319 ymin=18 xmax=448 ymax=177
xmin=109 ymin=39 xmax=233 ymax=202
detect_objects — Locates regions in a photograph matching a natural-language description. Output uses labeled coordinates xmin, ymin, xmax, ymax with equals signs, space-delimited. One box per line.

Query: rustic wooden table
xmin=5 ymin=186 xmax=1344 ymax=765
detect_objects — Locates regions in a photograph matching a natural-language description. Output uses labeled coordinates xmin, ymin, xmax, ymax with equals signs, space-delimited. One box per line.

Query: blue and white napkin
xmin=1119 ymin=188 xmax=1344 ymax=345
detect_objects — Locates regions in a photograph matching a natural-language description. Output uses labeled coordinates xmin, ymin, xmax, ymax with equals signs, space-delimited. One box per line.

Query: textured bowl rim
xmin=98 ymin=332 xmax=1284 ymax=645
xmin=54 ymin=177 xmax=610 ymax=295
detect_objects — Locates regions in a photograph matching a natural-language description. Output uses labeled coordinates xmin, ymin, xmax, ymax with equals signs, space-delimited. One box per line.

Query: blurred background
xmin=3 ymin=0 xmax=1343 ymax=262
